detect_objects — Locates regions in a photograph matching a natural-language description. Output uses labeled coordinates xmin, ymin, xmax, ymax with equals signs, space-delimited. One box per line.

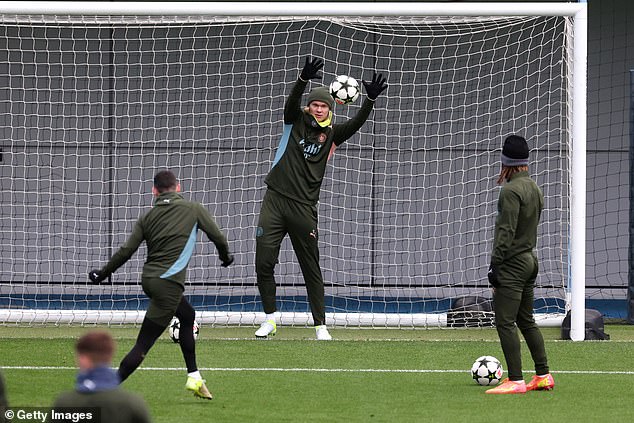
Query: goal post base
xmin=0 ymin=309 xmax=564 ymax=328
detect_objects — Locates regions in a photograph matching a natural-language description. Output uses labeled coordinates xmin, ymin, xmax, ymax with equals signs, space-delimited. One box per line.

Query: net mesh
xmin=0 ymin=14 xmax=572 ymax=326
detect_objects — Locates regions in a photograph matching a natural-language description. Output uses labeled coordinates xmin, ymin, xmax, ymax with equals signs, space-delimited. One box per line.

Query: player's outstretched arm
xmin=332 ymin=71 xmax=388 ymax=145
xmin=284 ymin=56 xmax=324 ymax=124
xmin=362 ymin=72 xmax=388 ymax=101
xmin=195 ymin=203 xmax=233 ymax=268
xmin=87 ymin=219 xmax=145 ymax=284
xmin=299 ymin=56 xmax=324 ymax=82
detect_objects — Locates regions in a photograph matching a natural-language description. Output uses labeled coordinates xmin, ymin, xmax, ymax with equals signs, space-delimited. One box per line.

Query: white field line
xmin=211 ymin=338 xmax=634 ymax=343
xmin=2 ymin=366 xmax=634 ymax=375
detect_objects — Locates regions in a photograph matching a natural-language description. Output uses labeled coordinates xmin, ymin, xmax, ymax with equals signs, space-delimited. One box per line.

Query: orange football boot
xmin=526 ymin=374 xmax=555 ymax=391
xmin=485 ymin=378 xmax=527 ymax=394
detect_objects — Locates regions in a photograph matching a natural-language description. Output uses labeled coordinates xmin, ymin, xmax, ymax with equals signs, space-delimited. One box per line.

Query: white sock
xmin=188 ymin=371 xmax=202 ymax=380
xmin=265 ymin=313 xmax=276 ymax=322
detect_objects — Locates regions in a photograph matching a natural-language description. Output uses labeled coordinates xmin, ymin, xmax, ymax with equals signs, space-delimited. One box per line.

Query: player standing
xmin=485 ymin=135 xmax=555 ymax=394
xmin=254 ymin=57 xmax=387 ymax=340
xmin=88 ymin=170 xmax=233 ymax=399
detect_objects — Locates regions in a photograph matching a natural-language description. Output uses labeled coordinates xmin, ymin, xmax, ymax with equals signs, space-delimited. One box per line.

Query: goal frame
xmin=0 ymin=2 xmax=587 ymax=340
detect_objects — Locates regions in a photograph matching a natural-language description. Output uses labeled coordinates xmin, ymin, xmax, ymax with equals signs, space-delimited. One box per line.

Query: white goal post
xmin=0 ymin=2 xmax=587 ymax=339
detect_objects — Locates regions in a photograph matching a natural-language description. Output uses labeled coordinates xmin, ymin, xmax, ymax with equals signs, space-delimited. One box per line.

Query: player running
xmin=254 ymin=56 xmax=387 ymax=340
xmin=88 ymin=170 xmax=233 ymax=400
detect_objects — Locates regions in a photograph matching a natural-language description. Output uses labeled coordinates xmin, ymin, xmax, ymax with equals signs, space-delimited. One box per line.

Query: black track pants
xmin=255 ymin=189 xmax=326 ymax=326
xmin=493 ymin=252 xmax=549 ymax=380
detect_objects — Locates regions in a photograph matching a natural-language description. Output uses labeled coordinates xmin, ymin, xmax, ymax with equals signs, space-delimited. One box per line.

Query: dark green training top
xmin=264 ymin=78 xmax=375 ymax=205
xmin=53 ymin=388 xmax=151 ymax=423
xmin=99 ymin=191 xmax=230 ymax=286
xmin=491 ymin=171 xmax=544 ymax=265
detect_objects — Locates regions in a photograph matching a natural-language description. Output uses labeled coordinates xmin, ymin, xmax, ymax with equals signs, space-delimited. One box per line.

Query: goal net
xmin=0 ymin=2 xmax=586 ymax=327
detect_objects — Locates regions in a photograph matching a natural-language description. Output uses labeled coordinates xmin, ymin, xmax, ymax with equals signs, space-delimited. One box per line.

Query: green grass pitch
xmin=1 ymin=325 xmax=633 ymax=422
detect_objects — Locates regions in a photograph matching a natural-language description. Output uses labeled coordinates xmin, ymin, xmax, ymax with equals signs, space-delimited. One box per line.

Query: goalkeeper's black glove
xmin=220 ymin=253 xmax=234 ymax=268
xmin=299 ymin=56 xmax=324 ymax=81
xmin=487 ymin=263 xmax=499 ymax=288
xmin=362 ymin=72 xmax=388 ymax=100
xmin=88 ymin=269 xmax=107 ymax=284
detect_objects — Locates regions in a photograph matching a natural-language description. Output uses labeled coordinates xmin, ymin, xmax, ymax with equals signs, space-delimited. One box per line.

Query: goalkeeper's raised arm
xmin=283 ymin=56 xmax=324 ymax=124
xmin=332 ymin=71 xmax=388 ymax=145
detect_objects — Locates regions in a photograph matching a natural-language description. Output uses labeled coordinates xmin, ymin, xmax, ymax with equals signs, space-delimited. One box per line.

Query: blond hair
xmin=497 ymin=165 xmax=528 ymax=185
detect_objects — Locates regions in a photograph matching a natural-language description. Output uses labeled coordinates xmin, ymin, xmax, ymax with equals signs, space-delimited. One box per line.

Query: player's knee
xmin=517 ymin=319 xmax=537 ymax=332
xmin=494 ymin=316 xmax=516 ymax=331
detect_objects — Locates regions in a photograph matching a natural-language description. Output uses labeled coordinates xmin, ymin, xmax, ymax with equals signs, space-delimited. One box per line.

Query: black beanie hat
xmin=306 ymin=87 xmax=334 ymax=110
xmin=501 ymin=135 xmax=529 ymax=166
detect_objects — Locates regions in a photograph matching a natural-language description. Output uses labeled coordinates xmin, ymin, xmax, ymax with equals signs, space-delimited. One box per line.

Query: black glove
xmin=487 ymin=263 xmax=499 ymax=288
xmin=220 ymin=253 xmax=234 ymax=268
xmin=88 ymin=269 xmax=107 ymax=284
xmin=362 ymin=72 xmax=388 ymax=100
xmin=299 ymin=57 xmax=324 ymax=81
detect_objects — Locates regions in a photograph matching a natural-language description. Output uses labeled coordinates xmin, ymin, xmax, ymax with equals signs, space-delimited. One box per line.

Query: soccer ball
xmin=471 ymin=355 xmax=504 ymax=386
xmin=329 ymin=75 xmax=360 ymax=105
xmin=168 ymin=316 xmax=199 ymax=343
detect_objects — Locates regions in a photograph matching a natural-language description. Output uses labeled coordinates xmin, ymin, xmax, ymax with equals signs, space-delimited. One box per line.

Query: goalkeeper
xmin=88 ymin=170 xmax=233 ymax=400
xmin=485 ymin=135 xmax=554 ymax=395
xmin=254 ymin=56 xmax=387 ymax=340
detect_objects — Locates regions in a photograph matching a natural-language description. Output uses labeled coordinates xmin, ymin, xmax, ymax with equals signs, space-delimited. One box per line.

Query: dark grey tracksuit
xmin=99 ymin=191 xmax=230 ymax=325
xmin=256 ymin=78 xmax=375 ymax=326
xmin=491 ymin=170 xmax=549 ymax=380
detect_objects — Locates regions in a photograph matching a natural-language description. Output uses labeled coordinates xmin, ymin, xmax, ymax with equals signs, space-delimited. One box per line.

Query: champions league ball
xmin=329 ymin=75 xmax=360 ymax=105
xmin=471 ymin=355 xmax=504 ymax=386
xmin=168 ymin=316 xmax=199 ymax=343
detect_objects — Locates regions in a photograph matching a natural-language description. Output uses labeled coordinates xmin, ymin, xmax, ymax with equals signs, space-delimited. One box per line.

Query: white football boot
xmin=315 ymin=325 xmax=332 ymax=341
xmin=255 ymin=319 xmax=277 ymax=338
